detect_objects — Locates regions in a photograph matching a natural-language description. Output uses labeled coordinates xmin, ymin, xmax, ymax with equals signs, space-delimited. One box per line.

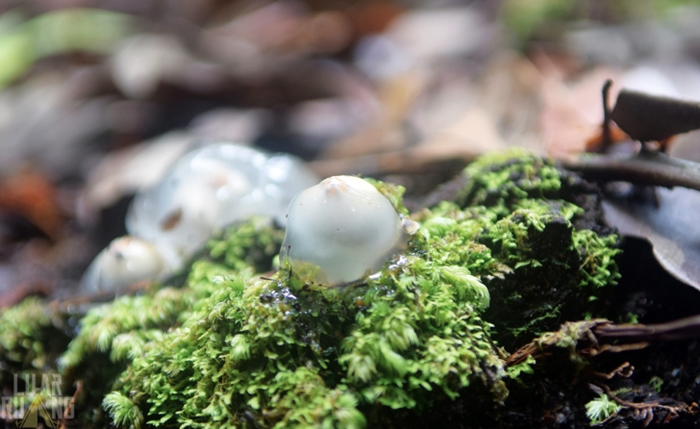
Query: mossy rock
xmin=0 ymin=149 xmax=621 ymax=428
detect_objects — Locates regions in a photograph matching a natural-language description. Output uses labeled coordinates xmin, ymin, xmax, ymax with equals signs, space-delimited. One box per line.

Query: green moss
xmin=0 ymin=150 xmax=621 ymax=428
xmin=455 ymin=148 xmax=563 ymax=213
xmin=0 ymin=298 xmax=69 ymax=381
xmin=49 ymin=217 xmax=284 ymax=427
xmin=448 ymin=149 xmax=621 ymax=348
xmin=0 ymin=298 xmax=53 ymax=370
xmin=60 ymin=216 xmax=284 ymax=372
xmin=108 ymin=219 xmax=509 ymax=428
xmin=207 ymin=216 xmax=285 ymax=274
xmin=98 ymin=151 xmax=618 ymax=428
xmin=572 ymin=229 xmax=621 ymax=288
xmin=59 ymin=288 xmax=189 ymax=370
xmin=585 ymin=393 xmax=622 ymax=424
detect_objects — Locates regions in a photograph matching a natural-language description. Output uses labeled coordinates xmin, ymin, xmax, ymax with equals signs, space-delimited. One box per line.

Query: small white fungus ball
xmin=281 ymin=176 xmax=405 ymax=284
xmin=82 ymin=236 xmax=165 ymax=295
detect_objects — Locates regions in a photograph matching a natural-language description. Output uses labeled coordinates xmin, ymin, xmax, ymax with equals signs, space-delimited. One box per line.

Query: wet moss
xmin=0 ymin=150 xmax=621 ymax=428
xmin=0 ymin=298 xmax=70 ymax=382
xmin=449 ymin=149 xmax=621 ymax=349
xmin=99 ymin=151 xmax=619 ymax=428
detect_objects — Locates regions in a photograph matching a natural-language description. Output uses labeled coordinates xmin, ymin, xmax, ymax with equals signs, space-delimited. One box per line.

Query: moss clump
xmin=99 ymin=151 xmax=619 ymax=428
xmin=455 ymin=148 xmax=563 ymax=211
xmin=0 ymin=150 xmax=621 ymax=429
xmin=106 ymin=206 xmax=509 ymax=428
xmin=207 ymin=216 xmax=286 ymax=274
xmin=59 ymin=217 xmax=284 ymax=427
xmin=0 ymin=298 xmax=70 ymax=386
xmin=447 ymin=149 xmax=621 ymax=348
xmin=60 ymin=216 xmax=285 ymax=374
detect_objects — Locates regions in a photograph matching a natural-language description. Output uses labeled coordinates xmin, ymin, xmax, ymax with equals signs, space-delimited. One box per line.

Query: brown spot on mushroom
xmin=160 ymin=207 xmax=183 ymax=231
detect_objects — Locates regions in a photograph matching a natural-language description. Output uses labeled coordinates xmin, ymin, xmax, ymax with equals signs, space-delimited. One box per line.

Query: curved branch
xmin=593 ymin=314 xmax=700 ymax=342
xmin=563 ymin=151 xmax=700 ymax=192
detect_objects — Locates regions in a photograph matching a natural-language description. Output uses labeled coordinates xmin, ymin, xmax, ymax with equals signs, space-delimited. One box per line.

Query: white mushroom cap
xmin=126 ymin=143 xmax=318 ymax=270
xmin=82 ymin=142 xmax=318 ymax=295
xmin=81 ymin=236 xmax=165 ymax=294
xmin=126 ymin=157 xmax=248 ymax=269
xmin=281 ymin=176 xmax=405 ymax=284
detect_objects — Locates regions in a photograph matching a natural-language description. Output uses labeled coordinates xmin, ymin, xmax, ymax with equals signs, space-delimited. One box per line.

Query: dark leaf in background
xmin=610 ymin=90 xmax=700 ymax=142
xmin=603 ymin=187 xmax=700 ymax=290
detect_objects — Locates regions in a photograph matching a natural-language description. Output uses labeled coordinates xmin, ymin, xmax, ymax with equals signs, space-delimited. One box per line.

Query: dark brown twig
xmin=601 ymin=79 xmax=613 ymax=150
xmin=593 ymin=362 xmax=633 ymax=380
xmin=563 ymin=151 xmax=700 ymax=193
xmin=58 ymin=380 xmax=82 ymax=429
xmin=594 ymin=314 xmax=700 ymax=342
xmin=506 ymin=314 xmax=700 ymax=367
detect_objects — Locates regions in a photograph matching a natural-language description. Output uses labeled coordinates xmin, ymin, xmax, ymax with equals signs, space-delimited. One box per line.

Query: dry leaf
xmin=603 ymin=187 xmax=700 ymax=290
xmin=611 ymin=90 xmax=700 ymax=142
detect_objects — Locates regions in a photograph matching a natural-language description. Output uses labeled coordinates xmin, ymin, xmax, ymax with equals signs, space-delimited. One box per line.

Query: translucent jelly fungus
xmin=126 ymin=143 xmax=319 ymax=269
xmin=82 ymin=236 xmax=165 ymax=294
xmin=281 ymin=176 xmax=407 ymax=284
xmin=81 ymin=143 xmax=318 ymax=294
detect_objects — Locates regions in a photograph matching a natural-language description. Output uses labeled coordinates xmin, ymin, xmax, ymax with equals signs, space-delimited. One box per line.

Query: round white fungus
xmin=280 ymin=176 xmax=406 ymax=284
xmin=82 ymin=236 xmax=165 ymax=294
xmin=126 ymin=143 xmax=318 ymax=270
xmin=82 ymin=142 xmax=318 ymax=294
